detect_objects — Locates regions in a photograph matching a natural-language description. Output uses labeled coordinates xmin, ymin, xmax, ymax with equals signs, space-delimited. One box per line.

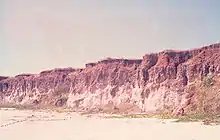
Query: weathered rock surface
xmin=0 ymin=76 xmax=8 ymax=81
xmin=1 ymin=43 xmax=220 ymax=114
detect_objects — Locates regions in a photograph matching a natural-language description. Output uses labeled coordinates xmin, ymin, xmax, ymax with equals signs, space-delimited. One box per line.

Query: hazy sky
xmin=1 ymin=0 xmax=220 ymax=76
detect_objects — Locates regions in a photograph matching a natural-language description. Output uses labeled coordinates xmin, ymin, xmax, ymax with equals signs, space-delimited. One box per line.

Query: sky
xmin=1 ymin=0 xmax=220 ymax=76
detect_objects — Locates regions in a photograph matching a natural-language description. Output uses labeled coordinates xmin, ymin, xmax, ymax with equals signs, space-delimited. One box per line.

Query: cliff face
xmin=1 ymin=44 xmax=220 ymax=114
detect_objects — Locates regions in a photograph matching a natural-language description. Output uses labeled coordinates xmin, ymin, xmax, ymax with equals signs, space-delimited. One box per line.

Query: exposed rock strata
xmin=1 ymin=44 xmax=220 ymax=114
xmin=0 ymin=76 xmax=8 ymax=81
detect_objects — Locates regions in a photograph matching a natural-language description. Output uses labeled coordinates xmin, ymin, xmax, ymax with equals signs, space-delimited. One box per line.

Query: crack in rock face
xmin=1 ymin=44 xmax=220 ymax=115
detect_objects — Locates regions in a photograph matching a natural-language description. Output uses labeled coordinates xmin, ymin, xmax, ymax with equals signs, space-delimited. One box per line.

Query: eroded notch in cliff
xmin=141 ymin=89 xmax=150 ymax=104
xmin=110 ymin=87 xmax=118 ymax=98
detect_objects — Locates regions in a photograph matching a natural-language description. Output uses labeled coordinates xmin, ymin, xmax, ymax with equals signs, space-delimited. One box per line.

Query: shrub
xmin=203 ymin=75 xmax=214 ymax=87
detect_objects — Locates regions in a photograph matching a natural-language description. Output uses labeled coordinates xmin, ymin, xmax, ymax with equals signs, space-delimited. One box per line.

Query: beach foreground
xmin=0 ymin=109 xmax=220 ymax=140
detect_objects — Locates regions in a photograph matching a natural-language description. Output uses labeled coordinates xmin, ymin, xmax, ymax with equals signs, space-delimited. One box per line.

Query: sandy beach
xmin=0 ymin=109 xmax=220 ymax=140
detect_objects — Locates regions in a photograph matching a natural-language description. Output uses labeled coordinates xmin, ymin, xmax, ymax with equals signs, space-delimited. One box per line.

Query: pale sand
xmin=1 ymin=109 xmax=220 ymax=140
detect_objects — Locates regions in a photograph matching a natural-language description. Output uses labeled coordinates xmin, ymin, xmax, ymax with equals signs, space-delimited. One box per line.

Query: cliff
xmin=1 ymin=43 xmax=220 ymax=115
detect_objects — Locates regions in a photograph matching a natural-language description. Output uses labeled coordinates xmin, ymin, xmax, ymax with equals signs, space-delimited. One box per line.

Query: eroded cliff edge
xmin=1 ymin=43 xmax=220 ymax=114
